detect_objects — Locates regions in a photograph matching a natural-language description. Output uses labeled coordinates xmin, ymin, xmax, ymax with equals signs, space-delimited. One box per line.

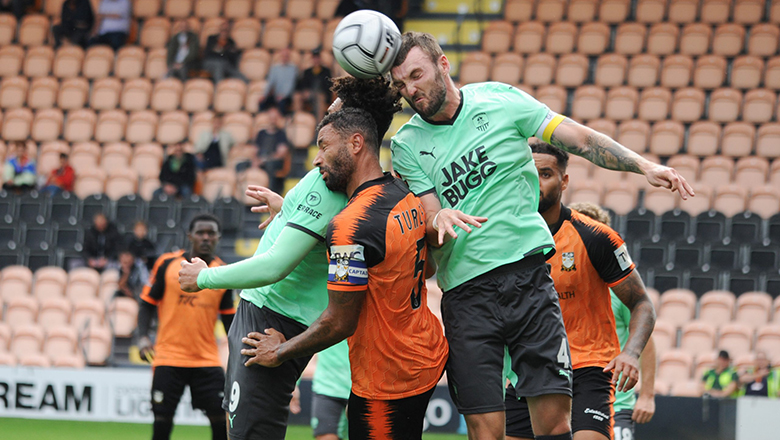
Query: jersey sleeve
xmin=326 ymin=212 xmax=384 ymax=293
xmin=140 ymin=256 xmax=174 ymax=305
xmin=574 ymin=213 xmax=635 ymax=286
xmin=219 ymin=289 xmax=236 ymax=314
xmin=390 ymin=139 xmax=435 ymax=196
xmin=284 ymin=171 xmax=347 ymax=241
xmin=496 ymin=84 xmax=552 ymax=139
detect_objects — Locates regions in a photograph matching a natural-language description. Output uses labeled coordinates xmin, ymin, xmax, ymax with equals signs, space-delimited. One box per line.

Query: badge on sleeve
xmin=329 ymin=244 xmax=368 ymax=285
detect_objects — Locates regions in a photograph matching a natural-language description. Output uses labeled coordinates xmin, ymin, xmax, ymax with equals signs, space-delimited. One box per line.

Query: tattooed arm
xmin=606 ymin=271 xmax=657 ymax=392
xmin=241 ymin=288 xmax=365 ymax=367
xmin=549 ymin=118 xmax=695 ymax=199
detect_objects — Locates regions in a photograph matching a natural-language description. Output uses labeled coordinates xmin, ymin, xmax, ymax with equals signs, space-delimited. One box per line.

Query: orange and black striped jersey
xmin=549 ymin=206 xmax=635 ymax=370
xmin=141 ymin=251 xmax=235 ymax=368
xmin=326 ymin=173 xmax=448 ymax=400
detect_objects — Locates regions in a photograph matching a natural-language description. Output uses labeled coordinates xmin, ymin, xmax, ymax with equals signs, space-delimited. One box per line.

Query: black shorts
xmin=348 ymin=387 xmax=435 ymax=440
xmin=311 ymin=392 xmax=348 ymax=438
xmin=613 ymin=409 xmax=635 ymax=440
xmin=442 ymin=255 xmax=572 ymax=414
xmin=505 ymin=367 xmax=614 ymax=438
xmin=151 ymin=366 xmax=225 ymax=417
xmin=222 ymin=300 xmax=311 ymax=440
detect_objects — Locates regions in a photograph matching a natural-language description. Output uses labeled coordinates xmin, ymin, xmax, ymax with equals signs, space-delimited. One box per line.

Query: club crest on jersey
xmin=561 ymin=252 xmax=576 ymax=271
xmin=472 ymin=113 xmax=489 ymax=132
xmin=334 ymin=257 xmax=350 ymax=281
xmin=305 ymin=191 xmax=322 ymax=207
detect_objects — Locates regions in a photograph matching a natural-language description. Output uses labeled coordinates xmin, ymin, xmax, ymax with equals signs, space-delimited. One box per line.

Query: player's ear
xmin=561 ymin=173 xmax=569 ymax=192
xmin=439 ymin=54 xmax=450 ymax=75
xmin=350 ymin=132 xmax=364 ymax=153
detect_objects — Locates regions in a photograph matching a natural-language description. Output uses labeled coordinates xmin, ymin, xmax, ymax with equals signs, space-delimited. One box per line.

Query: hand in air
xmin=644 ymin=163 xmax=695 ymax=200
xmin=241 ymin=329 xmax=287 ymax=368
xmin=246 ymin=185 xmax=284 ymax=230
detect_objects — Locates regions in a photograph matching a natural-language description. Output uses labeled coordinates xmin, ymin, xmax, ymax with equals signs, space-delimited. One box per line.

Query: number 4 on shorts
xmin=557 ymin=337 xmax=570 ymax=369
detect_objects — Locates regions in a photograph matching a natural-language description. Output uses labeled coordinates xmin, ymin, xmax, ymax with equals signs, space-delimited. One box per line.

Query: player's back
xmin=327 ymin=174 xmax=448 ymax=400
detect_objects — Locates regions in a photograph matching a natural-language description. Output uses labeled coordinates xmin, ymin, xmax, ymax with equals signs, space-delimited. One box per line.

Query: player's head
xmin=568 ymin=202 xmax=612 ymax=227
xmin=716 ymin=350 xmax=731 ymax=370
xmin=187 ymin=213 xmax=221 ymax=258
xmin=531 ymin=141 xmax=569 ymax=214
xmin=329 ymin=75 xmax=402 ymax=140
xmin=313 ymin=108 xmax=379 ymax=193
xmin=390 ymin=32 xmax=450 ymax=118
xmin=756 ymin=351 xmax=770 ymax=369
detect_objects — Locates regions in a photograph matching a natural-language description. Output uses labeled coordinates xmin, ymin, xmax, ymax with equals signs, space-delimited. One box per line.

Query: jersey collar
xmin=547 ymin=204 xmax=571 ymax=236
xmin=350 ymin=172 xmax=395 ymax=200
xmin=420 ymin=89 xmax=464 ymax=126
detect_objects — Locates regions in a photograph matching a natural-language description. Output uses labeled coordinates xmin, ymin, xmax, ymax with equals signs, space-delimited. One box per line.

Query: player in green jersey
xmin=388 ymin=32 xmax=690 ymax=440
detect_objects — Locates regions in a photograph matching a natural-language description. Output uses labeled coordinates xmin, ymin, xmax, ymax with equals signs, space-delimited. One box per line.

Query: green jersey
xmin=611 ymin=289 xmax=635 ymax=412
xmin=240 ymin=169 xmax=348 ymax=325
xmin=312 ymin=341 xmax=351 ymax=400
xmin=391 ymin=82 xmax=555 ymax=291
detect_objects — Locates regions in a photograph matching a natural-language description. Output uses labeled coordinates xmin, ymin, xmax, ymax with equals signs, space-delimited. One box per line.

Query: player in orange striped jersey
xmin=241 ymin=107 xmax=448 ymax=440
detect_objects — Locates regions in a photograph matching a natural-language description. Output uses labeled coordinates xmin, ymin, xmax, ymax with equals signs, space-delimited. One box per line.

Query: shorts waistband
xmin=476 ymin=253 xmax=546 ymax=280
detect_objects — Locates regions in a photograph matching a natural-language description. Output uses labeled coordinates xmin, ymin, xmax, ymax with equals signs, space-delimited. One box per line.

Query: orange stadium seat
xmin=0 ymin=266 xmax=33 ymax=302
xmin=4 ymin=296 xmax=39 ymax=328
xmin=680 ymin=23 xmax=712 ymax=55
xmin=555 ymin=53 xmax=588 ymax=87
xmin=131 ymin=143 xmax=164 ymax=178
xmin=586 ymin=119 xmax=616 ymax=139
xmin=708 ymin=88 xmax=743 ymax=123
xmin=735 ymin=156 xmax=770 ymax=187
xmin=189 ymin=111 xmax=215 ymax=142
xmin=712 ymin=24 xmax=745 ymax=57
xmin=638 ymin=87 xmax=671 ymax=121
xmin=524 ymin=53 xmax=556 ymax=86
xmin=108 ymin=297 xmax=139 ymax=338
xmin=254 ymin=0 xmax=283 ymax=19
xmin=645 ymin=185 xmax=679 ymax=214
xmin=481 ymin=20 xmax=513 ymax=54
xmin=223 ymin=112 xmax=253 ymax=145
xmin=19 ymin=15 xmax=49 ymax=46
xmin=734 ymin=0 xmax=764 ymax=23
xmin=699 ymin=290 xmax=736 ymax=327
xmin=140 ymin=17 xmax=171 ymax=49
xmin=536 ymin=0 xmax=566 ymax=22
xmin=614 ymin=23 xmax=647 ymax=55
xmin=126 ymin=110 xmax=158 ymax=144
xmin=0 ymin=322 xmax=11 ymax=351
xmin=73 ymin=167 xmax=107 ymax=198
xmin=491 ymin=53 xmax=523 ymax=84
xmin=713 ymin=184 xmax=748 ymax=217
xmin=505 ymin=0 xmax=533 ymax=22
xmin=82 ymin=324 xmax=112 ymax=365
xmin=0 ymin=13 xmax=16 ymax=45
xmin=693 ymin=55 xmax=727 ymax=90
xmin=602 ymin=184 xmax=638 ymax=216
xmin=757 ymin=123 xmax=780 ymax=158
xmin=37 ymin=296 xmax=71 ymax=330
xmin=52 ymin=353 xmax=86 ymax=369
xmin=743 ymin=89 xmax=775 ymax=123
xmin=701 ymin=0 xmax=733 ymax=24
xmin=535 ymin=85 xmax=567 ymax=114
xmin=150 ymin=78 xmax=183 ymax=112
xmin=680 ymin=321 xmax=718 ymax=357
xmin=736 ymin=292 xmax=773 ymax=329
xmin=636 ymin=0 xmax=667 ymax=23
xmin=286 ymin=0 xmax=315 ymax=19
xmin=244 ymin=80 xmax=267 ymax=112
xmin=120 ymin=78 xmax=153 ymax=111
xmin=599 ymin=0 xmax=630 ymax=23
xmin=692 ymin=351 xmax=716 ymax=381
xmin=195 ymin=0 xmax=223 ymax=18
xmin=115 ymin=46 xmax=146 ymax=79
xmin=671 ymin=88 xmax=705 ymax=123
xmin=748 ymin=185 xmax=780 ymax=218
xmin=31 ymin=109 xmax=64 ymax=142
xmin=105 ymin=168 xmax=138 ymax=200
xmin=721 ymin=122 xmax=755 ymax=157
xmin=18 ymin=352 xmax=50 ymax=368
xmin=660 ymin=55 xmax=693 ymax=89
xmin=52 ymin=46 xmax=84 ymax=78
xmin=0 ymin=45 xmax=23 ymax=77
xmin=2 ymin=108 xmax=33 ymax=140
xmin=83 ymin=46 xmax=114 ymax=79
xmin=687 ymin=121 xmax=721 ymax=157
xmin=756 ymin=324 xmax=780 ymax=358
xmin=37 ymin=141 xmax=70 ymax=175
xmin=322 ymin=18 xmax=340 ymax=53
xmin=545 ymin=22 xmax=576 ymax=55
xmin=28 ymin=77 xmax=58 ymax=109
xmin=571 ymin=85 xmax=605 ymax=121
xmin=616 ymin=119 xmax=651 ymax=153
xmin=263 ymin=18 xmax=293 ymax=51
xmin=181 ymin=78 xmax=214 ymax=113
xmin=214 ymin=79 xmax=247 ymax=113
xmin=134 ymin=0 xmax=161 ymax=17
xmin=315 ymin=0 xmax=339 ymax=19
xmin=225 ymin=0 xmax=252 ymax=18
xmin=237 ymin=168 xmax=271 ymax=203
xmin=647 ymin=22 xmax=679 ymax=55
xmin=459 ymin=52 xmax=491 ymax=85
xmin=144 ymin=48 xmax=167 ymax=79
xmin=139 ymin=178 xmax=160 ymax=201
xmin=667 ymin=155 xmax=699 ymax=185
xmin=564 ymin=155 xmax=592 ymax=183
xmin=66 ymin=268 xmax=101 ymax=303
xmin=10 ymin=324 xmax=44 ymax=358
xmin=577 ymin=22 xmax=610 ymax=55
xmin=164 ymin=0 xmax=191 ymax=17
xmin=231 ymin=17 xmax=262 ymax=50
xmin=33 ymin=266 xmax=68 ymax=301
xmin=94 ymin=109 xmax=128 ymax=143
xmin=567 ymin=180 xmax=603 ymax=206
xmin=658 ymin=288 xmax=697 ymax=329
xmin=285 ymin=111 xmax=316 ymax=148
xmin=594 ymin=54 xmax=627 ymax=87
xmin=239 ymin=48 xmax=272 ymax=82
xmin=514 ymin=21 xmax=545 ymax=54
xmin=627 ymin=54 xmax=660 ymax=88
xmin=156 ymin=111 xmax=189 ymax=144
xmin=90 ymin=77 xmax=122 ymax=110
xmin=747 ymin=24 xmax=779 ymax=56
xmin=69 ymin=141 xmax=101 ymax=174
xmin=23 ymin=46 xmax=54 ymax=78
xmin=700 ymin=156 xmax=734 ymax=185
xmin=43 ymin=325 xmax=78 ymax=359
xmin=100 ymin=142 xmax=132 ymax=173
xmin=605 ymin=87 xmax=638 ymax=120
xmin=62 ymin=108 xmax=96 ymax=142
xmin=202 ymin=167 xmax=237 ymax=202
xmin=0 ymin=76 xmax=29 ymax=109
xmin=58 ymin=77 xmax=89 ymax=110
xmin=718 ymin=323 xmax=753 ymax=357
xmin=731 ymin=56 xmax=764 ymax=90
xmin=658 ymin=349 xmax=694 ymax=382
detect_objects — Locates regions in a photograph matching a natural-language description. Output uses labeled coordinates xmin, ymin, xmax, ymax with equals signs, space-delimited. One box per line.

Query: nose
xmin=407 ymin=84 xmax=418 ymax=98
xmin=312 ymin=150 xmax=323 ymax=168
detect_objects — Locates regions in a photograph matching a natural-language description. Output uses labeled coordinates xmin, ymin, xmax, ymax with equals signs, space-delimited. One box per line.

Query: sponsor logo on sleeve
xmin=614 ymin=243 xmax=633 ymax=271
xmin=328 ymin=244 xmax=368 ymax=285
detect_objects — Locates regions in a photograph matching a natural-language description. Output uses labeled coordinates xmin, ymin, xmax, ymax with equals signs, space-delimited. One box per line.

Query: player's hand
xmin=643 ymin=163 xmax=695 ymax=200
xmin=246 ymin=185 xmax=284 ymax=230
xmin=241 ymin=328 xmax=287 ymax=368
xmin=433 ymin=208 xmax=488 ymax=246
xmin=604 ymin=352 xmax=640 ymax=392
xmin=138 ymin=336 xmax=154 ymax=363
xmin=179 ymin=257 xmax=209 ymax=292
xmin=289 ymin=385 xmax=301 ymax=414
xmin=633 ymin=392 xmax=656 ymax=424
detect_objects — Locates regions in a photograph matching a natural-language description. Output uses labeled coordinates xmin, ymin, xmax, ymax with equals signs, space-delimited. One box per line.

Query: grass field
xmin=1 ymin=418 xmax=468 ymax=440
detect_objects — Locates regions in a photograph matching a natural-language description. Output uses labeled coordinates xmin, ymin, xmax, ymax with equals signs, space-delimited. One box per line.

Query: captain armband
xmin=534 ymin=111 xmax=567 ymax=144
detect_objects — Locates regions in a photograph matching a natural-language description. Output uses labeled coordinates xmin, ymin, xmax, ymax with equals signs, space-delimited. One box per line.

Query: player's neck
xmin=190 ymin=251 xmax=214 ymax=265
xmin=541 ymin=202 xmax=563 ymax=227
xmin=428 ymin=79 xmax=461 ymax=122
xmin=347 ymin=159 xmax=384 ymax=198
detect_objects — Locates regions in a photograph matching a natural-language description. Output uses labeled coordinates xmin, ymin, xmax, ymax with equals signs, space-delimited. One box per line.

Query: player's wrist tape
xmin=432 ymin=210 xmax=443 ymax=231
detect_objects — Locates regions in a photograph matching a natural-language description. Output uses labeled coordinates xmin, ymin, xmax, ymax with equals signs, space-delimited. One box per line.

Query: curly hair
xmin=568 ymin=202 xmax=612 ymax=227
xmin=330 ymin=76 xmax=402 ymax=139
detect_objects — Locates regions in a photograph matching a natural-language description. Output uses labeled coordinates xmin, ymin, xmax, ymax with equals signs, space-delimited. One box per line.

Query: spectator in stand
xmin=115 ymin=250 xmax=147 ymax=300
xmin=88 ymin=0 xmax=131 ymax=51
xmin=294 ymin=48 xmax=332 ymax=121
xmin=41 ymin=153 xmax=75 ymax=196
xmin=203 ymin=21 xmax=247 ymax=84
xmin=702 ymin=350 xmax=741 ymax=398
xmin=156 ymin=142 xmax=197 ymax=199
xmin=740 ymin=351 xmax=780 ymax=398
xmin=166 ymin=19 xmax=200 ymax=82
xmin=3 ymin=141 xmax=36 ymax=193
xmin=194 ymin=115 xmax=234 ymax=171
xmin=252 ymin=104 xmax=290 ymax=195
xmin=0 ymin=0 xmax=30 ymax=19
xmin=260 ymin=47 xmax=297 ymax=116
xmin=126 ymin=220 xmax=156 ymax=271
xmin=52 ymin=0 xmax=95 ymax=48
xmin=83 ymin=212 xmax=123 ymax=272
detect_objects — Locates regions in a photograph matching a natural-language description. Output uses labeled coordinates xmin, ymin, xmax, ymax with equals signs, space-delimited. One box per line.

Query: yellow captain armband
xmin=535 ymin=111 xmax=567 ymax=144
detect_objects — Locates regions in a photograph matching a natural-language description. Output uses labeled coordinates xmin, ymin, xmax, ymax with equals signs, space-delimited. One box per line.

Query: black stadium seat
xmin=659 ymin=209 xmax=692 ymax=241
xmin=49 ymin=191 xmax=80 ymax=226
xmin=728 ymin=211 xmax=763 ymax=244
xmin=707 ymin=242 xmax=741 ymax=271
xmin=114 ymin=194 xmax=147 ymax=230
xmin=17 ymin=191 xmax=47 ymax=226
xmin=695 ymin=210 xmax=727 ymax=244
xmin=179 ymin=194 xmax=211 ymax=230
xmin=688 ymin=269 xmax=719 ymax=296
xmin=669 ymin=241 xmax=705 ymax=270
xmin=624 ymin=208 xmax=657 ymax=242
xmin=725 ymin=269 xmax=760 ymax=296
xmin=80 ymin=194 xmax=111 ymax=226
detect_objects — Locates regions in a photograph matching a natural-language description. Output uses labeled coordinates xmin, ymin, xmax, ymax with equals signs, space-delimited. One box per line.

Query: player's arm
xmin=633 ymin=336 xmax=657 ymax=424
xmin=609 ymin=271 xmax=657 ymax=392
xmin=547 ymin=117 xmax=694 ymax=199
xmin=179 ymin=226 xmax=319 ymax=292
xmin=240 ymin=288 xmax=366 ymax=367
xmin=418 ymin=192 xmax=487 ymax=247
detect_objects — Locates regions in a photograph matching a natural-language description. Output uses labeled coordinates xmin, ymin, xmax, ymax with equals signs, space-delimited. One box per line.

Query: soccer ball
xmin=332 ymin=10 xmax=402 ymax=79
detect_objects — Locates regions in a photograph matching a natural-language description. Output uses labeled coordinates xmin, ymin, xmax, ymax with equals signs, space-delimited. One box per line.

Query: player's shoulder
xmin=290 ymin=169 xmax=346 ymax=205
xmin=569 ymin=209 xmax=624 ymax=248
xmin=153 ymin=250 xmax=185 ymax=267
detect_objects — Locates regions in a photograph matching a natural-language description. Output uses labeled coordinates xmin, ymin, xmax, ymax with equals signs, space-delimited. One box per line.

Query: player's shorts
xmin=151 ymin=366 xmax=225 ymax=417
xmin=505 ymin=367 xmax=614 ymax=438
xmin=441 ymin=254 xmax=572 ymax=414
xmin=311 ymin=392 xmax=348 ymax=439
xmin=613 ymin=409 xmax=635 ymax=440
xmin=222 ymin=299 xmax=311 ymax=440
xmin=348 ymin=387 xmax=435 ymax=440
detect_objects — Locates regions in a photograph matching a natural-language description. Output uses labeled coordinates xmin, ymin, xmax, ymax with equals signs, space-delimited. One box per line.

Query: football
xmin=332 ymin=10 xmax=402 ymax=79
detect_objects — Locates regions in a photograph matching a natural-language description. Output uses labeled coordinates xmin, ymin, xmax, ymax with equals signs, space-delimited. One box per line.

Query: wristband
xmin=432 ymin=210 xmax=443 ymax=231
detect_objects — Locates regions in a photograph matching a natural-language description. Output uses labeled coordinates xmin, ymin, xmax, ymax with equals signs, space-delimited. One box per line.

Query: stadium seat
xmin=10 ymin=324 xmax=44 ymax=358
xmin=144 ymin=48 xmax=167 ymax=79
xmin=734 ymin=0 xmax=764 ymax=23
xmin=756 ymin=325 xmax=780 ymax=358
xmin=545 ymin=22 xmax=577 ymax=55
xmin=712 ymin=24 xmax=745 ymax=56
xmin=658 ymin=288 xmax=697 ymax=328
xmin=700 ymin=156 xmax=734 ymax=186
xmin=73 ymin=166 xmax=107 ymax=199
xmin=126 ymin=110 xmax=158 ymax=144
xmin=120 ymin=78 xmax=152 ymax=111
xmin=72 ymin=298 xmax=105 ymax=329
xmin=649 ymin=121 xmax=684 ymax=156
xmin=602 ymin=184 xmax=638 ymax=216
xmin=232 ymin=17 xmax=262 ymax=50
xmin=698 ymin=290 xmax=736 ymax=326
xmin=671 ymin=88 xmax=705 ymax=123
xmin=742 ymin=89 xmax=775 ymax=123
xmin=225 ymin=0 xmax=252 ymax=18
xmin=747 ymin=24 xmax=779 ymax=56
xmin=567 ymin=180 xmax=603 ymax=206
xmin=0 ymin=45 xmax=23 ymax=77
xmin=262 ymin=18 xmax=293 ymax=51
xmin=52 ymin=352 xmax=85 ymax=368
xmin=70 ymin=142 xmax=101 ymax=175
xmin=0 ymin=321 xmax=11 ymax=351
xmin=237 ymin=168 xmax=271 ymax=204
xmin=18 ymin=352 xmax=51 ymax=367
xmin=735 ymin=157 xmax=769 ymax=187
xmin=105 ymin=168 xmax=138 ymax=201
xmin=43 ymin=325 xmax=78 ymax=358
xmin=570 ymin=85 xmax=604 ymax=120
xmin=748 ymin=186 xmax=780 ymax=219
xmin=599 ymin=0 xmax=630 ymax=23
xmin=36 ymin=141 xmax=70 ymax=176
xmin=481 ymin=20 xmax=513 ymax=54
xmin=666 ymin=155 xmax=699 ymax=184
xmin=513 ymin=21 xmax=545 ymax=54
xmin=134 ymin=0 xmax=161 ymax=17
xmin=555 ymin=54 xmax=588 ymax=87
xmin=156 ymin=111 xmax=188 ymax=145
xmin=535 ymin=85 xmax=566 ymax=114
xmin=0 ymin=13 xmax=16 ymax=46
xmin=679 ymin=24 xmax=711 ymax=55
xmin=708 ymin=88 xmax=742 ymax=123
xmin=658 ymin=349 xmax=694 ymax=382
xmin=202 ymin=168 xmax=237 ymax=203
xmin=758 ymin=124 xmax=780 ymax=158
xmin=83 ymin=46 xmax=114 ymax=79
xmin=731 ymin=56 xmax=763 ymax=90
xmin=150 ymin=78 xmax=183 ymax=112
xmin=253 ymin=0 xmax=283 ymax=19
xmin=52 ymin=46 xmax=84 ymax=78
xmin=65 ymin=268 xmax=101 ymax=303
xmin=459 ymin=52 xmax=491 ymax=85
xmin=614 ymin=23 xmax=647 ymax=55
xmin=31 ymin=109 xmax=63 ymax=142
xmin=717 ymin=323 xmax=753 ymax=356
xmin=239 ymin=49 xmax=272 ymax=83
xmin=285 ymin=111 xmax=316 ymax=149
xmin=680 ymin=321 xmax=718 ymax=357
xmin=646 ymin=186 xmax=680 ymax=215
xmin=536 ymin=0 xmax=565 ymax=22
xmin=638 ymin=87 xmax=671 ymax=121
xmin=19 ymin=15 xmax=50 ymax=46
xmin=57 ymin=77 xmax=89 ymax=110
xmin=99 ymin=269 xmax=121 ymax=303
xmin=181 ymin=79 xmax=214 ymax=113
xmin=616 ymin=119 xmax=651 ymax=153
xmin=33 ymin=266 xmax=68 ymax=301
xmin=2 ymin=108 xmax=33 ymax=140
xmin=669 ymin=379 xmax=702 ymax=397
xmin=315 ymin=0 xmax=339 ymax=19
xmin=0 ymin=76 xmax=29 ymax=109
xmin=573 ymin=22 xmax=605 ymax=55
xmin=222 ymin=112 xmax=252 ymax=145
xmin=82 ymin=324 xmax=112 ymax=365
xmin=4 ymin=296 xmax=39 ymax=329
xmin=195 ymin=0 xmax=223 ymax=18
xmin=524 ymin=53 xmax=556 ymax=87
xmin=694 ymin=56 xmax=727 ymax=90
xmin=647 ymin=23 xmax=680 ymax=56
xmin=89 ymin=77 xmax=122 ymax=110
xmin=735 ymin=291 xmax=773 ymax=329
xmin=720 ymin=122 xmax=755 ymax=157
xmin=586 ymin=119 xmax=617 ymax=138
xmin=594 ymin=54 xmax=627 ymax=87
xmin=491 ymin=53 xmax=523 ymax=85
xmin=189 ymin=111 xmax=215 ymax=143
xmin=94 ymin=110 xmax=128 ymax=143
xmin=28 ymin=77 xmax=58 ymax=109
xmin=322 ymin=18 xmax=340 ymax=53
xmin=727 ymin=270 xmax=760 ymax=296
xmin=140 ymin=17 xmax=170 ymax=49
xmin=23 ymin=46 xmax=54 ymax=78
xmin=660 ymin=55 xmax=693 ymax=89
xmin=636 ymin=0 xmax=667 ymax=23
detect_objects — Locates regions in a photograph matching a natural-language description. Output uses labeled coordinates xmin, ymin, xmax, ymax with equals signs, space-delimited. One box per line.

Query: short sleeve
xmin=285 ymin=171 xmax=347 ymax=241
xmin=326 ymin=211 xmax=384 ymax=292
xmin=390 ymin=139 xmax=435 ymax=196
xmin=140 ymin=256 xmax=174 ymax=305
xmin=497 ymin=85 xmax=551 ymax=139
xmin=575 ymin=214 xmax=635 ymax=286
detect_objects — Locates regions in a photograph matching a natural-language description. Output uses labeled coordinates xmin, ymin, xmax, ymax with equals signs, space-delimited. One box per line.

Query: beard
xmin=408 ymin=71 xmax=447 ymax=118
xmin=320 ymin=147 xmax=355 ymax=193
xmin=537 ymin=191 xmax=558 ymax=214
